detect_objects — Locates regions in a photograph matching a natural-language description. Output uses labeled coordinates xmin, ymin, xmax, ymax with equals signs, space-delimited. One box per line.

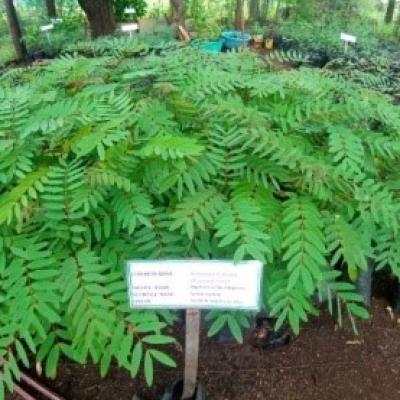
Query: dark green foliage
xmin=113 ymin=0 xmax=147 ymax=21
xmin=279 ymin=17 xmax=389 ymax=60
xmin=23 ymin=15 xmax=86 ymax=57
xmin=324 ymin=51 xmax=400 ymax=102
xmin=64 ymin=30 xmax=177 ymax=57
xmin=1 ymin=39 xmax=400 ymax=392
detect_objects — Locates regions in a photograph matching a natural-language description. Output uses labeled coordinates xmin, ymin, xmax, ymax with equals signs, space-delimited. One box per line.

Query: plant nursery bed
xmin=11 ymin=299 xmax=400 ymax=400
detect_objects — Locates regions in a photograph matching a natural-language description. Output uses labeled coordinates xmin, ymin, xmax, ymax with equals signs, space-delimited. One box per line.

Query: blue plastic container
xmin=204 ymin=39 xmax=224 ymax=53
xmin=222 ymin=31 xmax=251 ymax=49
xmin=194 ymin=38 xmax=224 ymax=53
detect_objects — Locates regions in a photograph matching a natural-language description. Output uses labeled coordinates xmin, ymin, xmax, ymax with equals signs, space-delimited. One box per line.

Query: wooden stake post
xmin=40 ymin=23 xmax=54 ymax=44
xmin=127 ymin=260 xmax=263 ymax=400
xmin=340 ymin=32 xmax=357 ymax=54
xmin=122 ymin=7 xmax=138 ymax=37
xmin=121 ymin=23 xmax=139 ymax=37
xmin=0 ymin=357 xmax=64 ymax=400
xmin=182 ymin=309 xmax=200 ymax=399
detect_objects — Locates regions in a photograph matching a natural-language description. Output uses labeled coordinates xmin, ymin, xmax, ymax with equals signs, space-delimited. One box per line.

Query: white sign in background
xmin=340 ymin=32 xmax=357 ymax=43
xmin=127 ymin=260 xmax=263 ymax=311
xmin=40 ymin=24 xmax=54 ymax=32
xmin=124 ymin=7 xmax=136 ymax=14
xmin=121 ymin=23 xmax=139 ymax=32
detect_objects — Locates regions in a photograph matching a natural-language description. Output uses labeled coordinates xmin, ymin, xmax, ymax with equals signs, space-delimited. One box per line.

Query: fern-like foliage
xmin=263 ymin=49 xmax=310 ymax=69
xmin=0 ymin=41 xmax=399 ymax=395
xmin=281 ymin=197 xmax=325 ymax=294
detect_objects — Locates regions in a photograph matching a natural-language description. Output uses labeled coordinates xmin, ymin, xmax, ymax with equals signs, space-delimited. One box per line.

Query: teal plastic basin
xmin=193 ymin=39 xmax=223 ymax=53
xmin=222 ymin=31 xmax=251 ymax=49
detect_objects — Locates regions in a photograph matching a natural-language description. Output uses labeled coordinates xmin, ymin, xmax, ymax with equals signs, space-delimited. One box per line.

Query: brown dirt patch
xmin=10 ymin=299 xmax=400 ymax=400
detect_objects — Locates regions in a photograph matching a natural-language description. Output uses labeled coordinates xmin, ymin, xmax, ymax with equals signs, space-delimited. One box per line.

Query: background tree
xmin=385 ymin=0 xmax=396 ymax=23
xmin=45 ymin=0 xmax=57 ymax=18
xmin=249 ymin=0 xmax=260 ymax=24
xmin=170 ymin=0 xmax=185 ymax=26
xmin=274 ymin=0 xmax=281 ymax=21
xmin=78 ymin=0 xmax=116 ymax=37
xmin=260 ymin=0 xmax=270 ymax=22
xmin=3 ymin=0 xmax=27 ymax=60
xmin=235 ymin=0 xmax=244 ymax=30
xmin=395 ymin=5 xmax=400 ymax=36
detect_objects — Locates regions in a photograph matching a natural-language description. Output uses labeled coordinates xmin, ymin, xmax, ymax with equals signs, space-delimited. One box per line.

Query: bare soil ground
xmin=11 ymin=297 xmax=400 ymax=400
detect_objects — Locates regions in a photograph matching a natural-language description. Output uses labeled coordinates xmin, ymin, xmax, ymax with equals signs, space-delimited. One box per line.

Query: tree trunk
xmin=235 ymin=0 xmax=244 ymax=31
xmin=249 ymin=0 xmax=260 ymax=24
xmin=275 ymin=0 xmax=282 ymax=21
xmin=45 ymin=0 xmax=57 ymax=19
xmin=3 ymin=0 xmax=27 ymax=61
xmin=77 ymin=0 xmax=116 ymax=38
xmin=170 ymin=0 xmax=185 ymax=26
xmin=385 ymin=0 xmax=396 ymax=24
xmin=261 ymin=0 xmax=270 ymax=22
xmin=395 ymin=9 xmax=400 ymax=36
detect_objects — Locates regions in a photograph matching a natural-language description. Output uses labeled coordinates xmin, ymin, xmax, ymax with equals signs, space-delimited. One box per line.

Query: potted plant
xmin=251 ymin=23 xmax=264 ymax=49
xmin=162 ymin=381 xmax=205 ymax=400
xmin=264 ymin=24 xmax=278 ymax=50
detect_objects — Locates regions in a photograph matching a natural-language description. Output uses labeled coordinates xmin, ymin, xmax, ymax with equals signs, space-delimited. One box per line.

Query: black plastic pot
xmin=396 ymin=281 xmax=400 ymax=312
xmin=217 ymin=325 xmax=252 ymax=344
xmin=249 ymin=315 xmax=291 ymax=349
xmin=161 ymin=380 xmax=205 ymax=400
xmin=356 ymin=259 xmax=374 ymax=307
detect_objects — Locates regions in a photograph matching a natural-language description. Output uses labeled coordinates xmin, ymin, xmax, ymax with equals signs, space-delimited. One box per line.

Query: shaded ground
xmin=12 ymin=298 xmax=400 ymax=400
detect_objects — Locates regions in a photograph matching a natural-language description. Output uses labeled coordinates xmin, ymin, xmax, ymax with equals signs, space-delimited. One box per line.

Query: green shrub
xmin=113 ymin=0 xmax=147 ymax=21
xmin=63 ymin=28 xmax=177 ymax=57
xmin=279 ymin=18 xmax=389 ymax=57
xmin=0 ymin=43 xmax=399 ymax=393
xmin=0 ymin=38 xmax=14 ymax=67
xmin=0 ymin=16 xmax=14 ymax=67
xmin=324 ymin=51 xmax=400 ymax=102
xmin=23 ymin=15 xmax=86 ymax=57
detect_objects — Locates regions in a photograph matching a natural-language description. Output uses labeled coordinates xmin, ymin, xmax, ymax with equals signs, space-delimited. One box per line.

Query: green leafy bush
xmin=279 ymin=18 xmax=388 ymax=58
xmin=0 ymin=41 xmax=399 ymax=394
xmin=324 ymin=50 xmax=400 ymax=102
xmin=113 ymin=0 xmax=147 ymax=21
xmin=0 ymin=38 xmax=14 ymax=68
xmin=186 ymin=0 xmax=223 ymax=39
xmin=64 ymin=29 xmax=177 ymax=57
xmin=0 ymin=16 xmax=14 ymax=67
xmin=23 ymin=15 xmax=86 ymax=57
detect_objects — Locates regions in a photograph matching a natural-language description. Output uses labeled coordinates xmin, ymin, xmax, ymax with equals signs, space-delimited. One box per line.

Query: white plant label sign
xmin=127 ymin=260 xmax=263 ymax=310
xmin=121 ymin=23 xmax=139 ymax=32
xmin=340 ymin=33 xmax=357 ymax=43
xmin=40 ymin=24 xmax=54 ymax=32
xmin=124 ymin=7 xmax=136 ymax=14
